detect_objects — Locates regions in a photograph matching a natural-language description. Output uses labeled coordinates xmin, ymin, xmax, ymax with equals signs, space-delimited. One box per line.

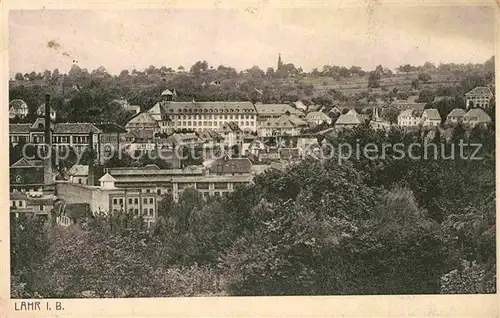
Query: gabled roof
xmin=126 ymin=112 xmax=158 ymax=126
xmin=161 ymin=89 xmax=174 ymax=96
xmin=464 ymin=108 xmax=492 ymax=123
xmin=254 ymin=103 xmax=304 ymax=116
xmin=9 ymin=124 xmax=31 ymax=134
xmin=54 ymin=123 xmax=102 ymax=134
xmin=95 ymin=122 xmax=128 ymax=133
xmin=30 ymin=117 xmax=52 ymax=130
xmin=208 ymin=157 xmax=252 ymax=174
xmin=9 ymin=99 xmax=28 ymax=111
xmin=306 ymin=111 xmax=330 ymax=119
xmin=67 ymin=164 xmax=88 ymax=176
xmin=465 ymin=86 xmax=493 ymax=96
xmin=222 ymin=122 xmax=242 ymax=132
xmin=446 ymin=108 xmax=466 ymax=118
xmin=335 ymin=113 xmax=362 ymax=125
xmin=329 ymin=106 xmax=341 ymax=114
xmin=422 ymin=109 xmax=441 ymax=121
xmin=398 ymin=109 xmax=422 ymax=118
xmin=293 ymin=100 xmax=308 ymax=110
xmin=99 ymin=172 xmax=116 ymax=182
xmin=11 ymin=157 xmax=44 ymax=168
xmin=155 ymin=101 xmax=256 ymax=114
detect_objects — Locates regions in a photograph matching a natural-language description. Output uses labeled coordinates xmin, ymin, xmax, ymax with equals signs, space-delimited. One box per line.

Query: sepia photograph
xmin=2 ymin=1 xmax=498 ymax=316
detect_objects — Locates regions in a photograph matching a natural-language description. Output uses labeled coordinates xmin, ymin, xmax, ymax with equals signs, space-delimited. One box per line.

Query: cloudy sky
xmin=9 ymin=5 xmax=496 ymax=76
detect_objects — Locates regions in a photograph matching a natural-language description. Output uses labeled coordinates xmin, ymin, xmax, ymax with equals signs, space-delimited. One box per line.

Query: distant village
xmin=8 ymin=50 xmax=495 ymax=230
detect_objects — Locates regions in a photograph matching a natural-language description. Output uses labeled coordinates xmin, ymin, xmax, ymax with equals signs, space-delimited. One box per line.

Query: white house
xmin=462 ymin=108 xmax=492 ymax=128
xmin=306 ymin=111 xmax=332 ymax=126
xmin=420 ymin=109 xmax=441 ymax=127
xmin=445 ymin=108 xmax=466 ymax=124
xmin=67 ymin=164 xmax=89 ymax=185
xmin=397 ymin=109 xmax=422 ymax=127
xmin=465 ymin=86 xmax=493 ymax=109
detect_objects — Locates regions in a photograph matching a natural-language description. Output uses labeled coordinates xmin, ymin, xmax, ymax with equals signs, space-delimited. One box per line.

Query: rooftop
xmin=422 ymin=109 xmax=441 ymax=121
xmin=465 ymin=86 xmax=493 ymax=96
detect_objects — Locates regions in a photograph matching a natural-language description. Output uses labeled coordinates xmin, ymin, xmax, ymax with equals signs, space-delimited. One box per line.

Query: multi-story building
xmin=465 ymin=86 xmax=494 ymax=109
xmin=258 ymin=114 xmax=308 ymax=137
xmin=254 ymin=103 xmax=305 ymax=127
xmin=420 ymin=109 xmax=441 ymax=127
xmin=397 ymin=109 xmax=422 ymax=127
xmin=221 ymin=122 xmax=243 ymax=146
xmin=10 ymin=157 xmax=45 ymax=193
xmin=55 ymin=174 xmax=159 ymax=227
xmin=305 ymin=111 xmax=332 ymax=126
xmin=9 ymin=99 xmax=29 ymax=119
xmin=145 ymin=90 xmax=257 ymax=134
xmin=95 ymin=123 xmax=128 ymax=163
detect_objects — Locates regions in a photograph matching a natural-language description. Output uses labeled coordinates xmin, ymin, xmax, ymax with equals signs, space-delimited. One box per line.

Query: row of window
xmin=112 ymin=197 xmax=155 ymax=205
xmin=164 ymin=121 xmax=253 ymax=127
xmin=163 ymin=114 xmax=256 ymax=120
xmin=163 ymin=108 xmax=255 ymax=114
xmin=113 ymin=208 xmax=155 ymax=216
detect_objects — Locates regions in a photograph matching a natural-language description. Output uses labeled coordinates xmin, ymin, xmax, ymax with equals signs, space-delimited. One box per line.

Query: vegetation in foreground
xmin=11 ymin=124 xmax=496 ymax=297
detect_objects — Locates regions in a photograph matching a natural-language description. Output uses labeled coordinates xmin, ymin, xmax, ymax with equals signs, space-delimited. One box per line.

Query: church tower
xmin=277 ymin=53 xmax=283 ymax=71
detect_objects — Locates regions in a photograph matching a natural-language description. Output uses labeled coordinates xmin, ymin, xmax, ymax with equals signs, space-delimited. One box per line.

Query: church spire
xmin=277 ymin=53 xmax=283 ymax=71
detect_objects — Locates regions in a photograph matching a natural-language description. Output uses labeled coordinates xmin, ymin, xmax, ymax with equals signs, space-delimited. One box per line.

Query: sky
xmin=8 ymin=5 xmax=497 ymax=77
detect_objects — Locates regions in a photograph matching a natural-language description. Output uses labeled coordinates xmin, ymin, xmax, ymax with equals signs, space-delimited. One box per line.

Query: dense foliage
xmin=11 ymin=122 xmax=495 ymax=297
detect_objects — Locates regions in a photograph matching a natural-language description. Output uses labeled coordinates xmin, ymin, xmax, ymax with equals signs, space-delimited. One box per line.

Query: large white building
xmin=465 ymin=86 xmax=493 ymax=109
xmin=146 ymin=90 xmax=257 ymax=134
xmin=397 ymin=109 xmax=422 ymax=127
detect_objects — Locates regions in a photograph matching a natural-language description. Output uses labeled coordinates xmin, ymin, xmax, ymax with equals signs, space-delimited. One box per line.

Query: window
xmin=134 ymin=198 xmax=138 ymax=204
xmin=149 ymin=208 xmax=154 ymax=216
xmin=129 ymin=198 xmax=133 ymax=204
xmin=149 ymin=198 xmax=154 ymax=204
xmin=135 ymin=209 xmax=139 ymax=215
xmin=78 ymin=178 xmax=82 ymax=184
xmin=113 ymin=198 xmax=118 ymax=205
xmin=143 ymin=198 xmax=148 ymax=204
xmin=157 ymin=189 xmax=161 ymax=195
xmin=12 ymin=201 xmax=16 ymax=207
xmin=119 ymin=199 xmax=123 ymax=204
xmin=144 ymin=208 xmax=148 ymax=215
xmin=39 ymin=205 xmax=44 ymax=211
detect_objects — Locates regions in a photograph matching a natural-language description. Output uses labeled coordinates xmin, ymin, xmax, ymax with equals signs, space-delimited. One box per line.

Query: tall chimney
xmin=88 ymin=131 xmax=95 ymax=186
xmin=43 ymin=94 xmax=54 ymax=192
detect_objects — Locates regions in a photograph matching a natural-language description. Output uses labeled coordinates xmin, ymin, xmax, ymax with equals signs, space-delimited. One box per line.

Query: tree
xmin=178 ymin=65 xmax=185 ymax=71
xmin=190 ymin=61 xmax=208 ymax=76
xmin=14 ymin=73 xmax=24 ymax=81
xmin=381 ymin=106 xmax=400 ymax=124
xmin=417 ymin=89 xmax=435 ymax=103
xmin=368 ymin=71 xmax=381 ymax=88
xmin=418 ymin=72 xmax=432 ymax=83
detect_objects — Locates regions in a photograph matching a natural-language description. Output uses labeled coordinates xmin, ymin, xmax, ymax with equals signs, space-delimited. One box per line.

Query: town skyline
xmin=9 ymin=5 xmax=496 ymax=77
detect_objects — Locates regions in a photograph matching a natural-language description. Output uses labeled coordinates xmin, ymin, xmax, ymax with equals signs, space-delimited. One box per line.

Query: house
xmin=335 ymin=110 xmax=363 ymax=130
xmin=370 ymin=107 xmax=392 ymax=130
xmin=36 ymin=103 xmax=57 ymax=121
xmin=421 ymin=109 xmax=441 ymax=127
xmin=197 ymin=130 xmax=224 ymax=148
xmin=293 ymin=100 xmax=308 ymax=111
xmin=254 ymin=103 xmax=305 ymax=126
xmin=10 ymin=158 xmax=45 ymax=193
xmin=67 ymin=164 xmax=89 ymax=185
xmin=95 ymin=123 xmax=128 ymax=163
xmin=445 ymin=108 xmax=466 ymax=125
xmin=306 ymin=111 xmax=332 ymax=126
xmin=125 ymin=112 xmax=160 ymax=132
xmin=165 ymin=132 xmax=204 ymax=148
xmin=329 ymin=106 xmax=341 ymax=115
xmin=10 ymin=192 xmax=57 ymax=220
xmin=258 ymin=114 xmax=308 ymax=137
xmin=205 ymin=157 xmax=252 ymax=175
xmin=465 ymin=86 xmax=493 ymax=109
xmin=9 ymin=99 xmax=29 ymax=119
xmin=397 ymin=109 xmax=422 ymax=127
xmin=221 ymin=122 xmax=243 ymax=147
xmin=462 ymin=108 xmax=492 ymax=128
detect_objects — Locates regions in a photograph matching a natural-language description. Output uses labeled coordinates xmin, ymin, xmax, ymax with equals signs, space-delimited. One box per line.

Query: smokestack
xmin=43 ymin=94 xmax=54 ymax=192
xmin=88 ymin=131 xmax=95 ymax=186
